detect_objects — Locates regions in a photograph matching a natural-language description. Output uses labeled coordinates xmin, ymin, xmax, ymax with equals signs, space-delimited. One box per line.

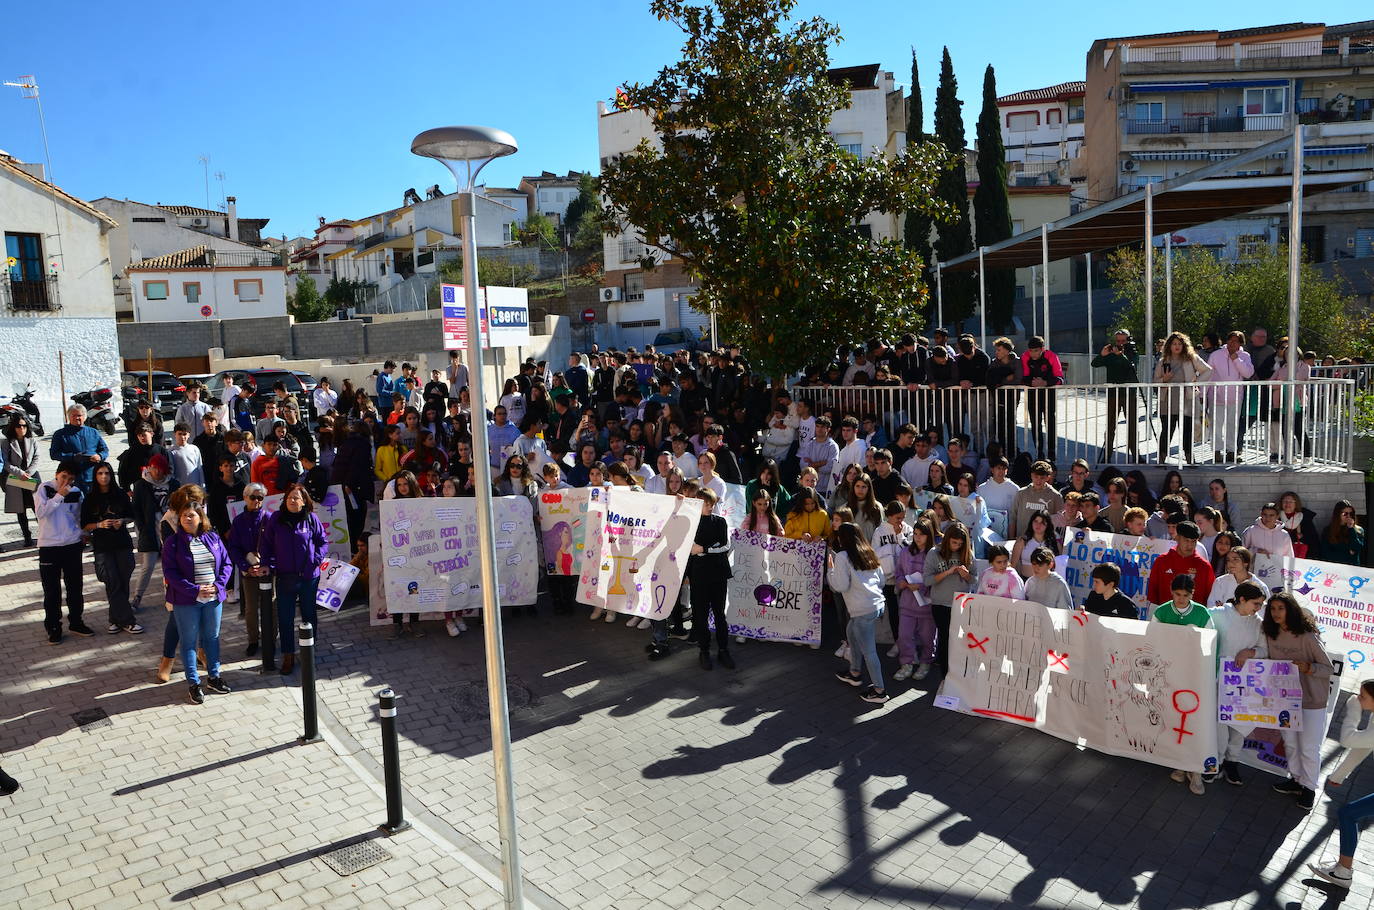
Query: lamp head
xmin=411 ymin=125 xmax=518 ymax=192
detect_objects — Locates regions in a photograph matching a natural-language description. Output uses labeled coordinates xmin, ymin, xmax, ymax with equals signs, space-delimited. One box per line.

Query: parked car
xmin=651 ymin=327 xmax=708 ymax=355
xmin=205 ymin=368 xmax=309 ymax=419
xmin=120 ymin=370 xmax=187 ymax=419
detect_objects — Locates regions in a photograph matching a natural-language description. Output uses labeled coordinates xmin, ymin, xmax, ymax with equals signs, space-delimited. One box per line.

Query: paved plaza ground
xmin=2 ymin=439 xmax=1372 ymax=909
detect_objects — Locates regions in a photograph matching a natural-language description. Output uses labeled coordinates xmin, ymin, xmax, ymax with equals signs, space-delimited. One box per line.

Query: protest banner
xmin=576 ymin=487 xmax=702 ymax=619
xmin=1063 ymin=529 xmax=1175 ymax=619
xmin=1233 ymin=652 xmax=1344 ymax=776
xmin=228 ymin=484 xmax=351 ymax=563
xmin=315 ymin=558 xmax=361 ymax=612
xmin=537 ymin=487 xmax=595 ymax=577
xmin=937 ymin=594 xmax=1220 ymax=772
xmin=374 ymin=496 xmax=538 ymax=624
xmin=1253 ymin=553 xmax=1373 ymax=688
xmin=717 ymin=483 xmax=747 ymax=531
xmin=1219 ymin=659 xmax=1303 ymax=731
xmin=724 ymin=530 xmax=825 ymax=643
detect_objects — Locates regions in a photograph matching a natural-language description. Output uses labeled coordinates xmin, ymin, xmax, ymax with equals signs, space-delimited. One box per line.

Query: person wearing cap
xmin=130 ymin=453 xmax=180 ymax=611
xmin=124 ymin=396 xmax=164 ymax=446
xmin=1147 ymin=520 xmax=1216 ymax=607
xmin=118 ymin=421 xmax=166 ymax=490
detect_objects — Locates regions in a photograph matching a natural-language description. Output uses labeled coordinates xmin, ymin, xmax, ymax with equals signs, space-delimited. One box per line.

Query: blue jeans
xmin=276 ymin=574 xmax=320 ymax=655
xmin=173 ymin=601 xmax=222 ymax=684
xmin=1339 ymin=791 xmax=1374 ymax=856
xmin=847 ymin=610 xmax=884 ymax=690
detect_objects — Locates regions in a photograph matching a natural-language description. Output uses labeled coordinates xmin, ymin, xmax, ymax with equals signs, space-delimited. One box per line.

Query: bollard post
xmin=258 ymin=573 xmax=276 ymax=674
xmin=377 ymin=687 xmax=410 ymax=835
xmin=297 ymin=622 xmax=323 ymax=745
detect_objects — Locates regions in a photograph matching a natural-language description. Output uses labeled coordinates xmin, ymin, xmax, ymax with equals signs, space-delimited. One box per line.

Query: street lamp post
xmin=411 ymin=125 xmax=524 ymax=910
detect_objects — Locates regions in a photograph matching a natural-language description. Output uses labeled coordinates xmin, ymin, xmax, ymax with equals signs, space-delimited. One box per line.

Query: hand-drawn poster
xmin=1218 ymin=659 xmax=1303 ymax=731
xmin=576 ymin=487 xmax=702 ymax=618
xmin=1254 ymin=553 xmax=1372 ymax=690
xmin=228 ymin=484 xmax=351 ymax=563
xmin=315 ymin=558 xmax=360 ymax=612
xmin=716 ymin=482 xmax=747 ymax=531
xmin=537 ymin=487 xmax=594 ymax=576
xmin=724 ymin=530 xmax=825 ymax=643
xmin=937 ymin=593 xmax=1220 ymax=772
xmin=1063 ymin=529 xmax=1175 ymax=620
xmin=374 ymin=496 xmax=538 ymax=624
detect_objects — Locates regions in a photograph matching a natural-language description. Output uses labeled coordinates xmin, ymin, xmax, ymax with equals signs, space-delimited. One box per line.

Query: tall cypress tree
xmin=903 ymin=50 xmax=933 ymax=284
xmin=932 ymin=47 xmax=975 ymax=326
xmin=973 ymin=64 xmax=1015 ymax=332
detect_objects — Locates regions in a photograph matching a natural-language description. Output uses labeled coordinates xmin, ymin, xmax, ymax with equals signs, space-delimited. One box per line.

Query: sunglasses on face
xmin=248 ymin=495 xmax=265 ymax=502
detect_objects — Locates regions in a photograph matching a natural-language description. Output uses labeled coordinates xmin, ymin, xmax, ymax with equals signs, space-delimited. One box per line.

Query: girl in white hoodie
xmin=1208 ymin=581 xmax=1267 ymax=786
xmin=829 ymin=522 xmax=889 ymax=704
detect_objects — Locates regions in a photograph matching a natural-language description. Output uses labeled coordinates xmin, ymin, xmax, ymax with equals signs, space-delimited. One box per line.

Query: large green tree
xmin=973 ymin=64 xmax=1015 ymax=332
xmin=287 ymin=275 xmax=333 ymax=322
xmin=932 ymin=46 xmax=975 ymax=326
xmin=597 ymin=0 xmax=952 ymax=378
xmin=902 ymin=49 xmax=933 ymax=285
xmin=563 ymin=173 xmax=598 ymax=243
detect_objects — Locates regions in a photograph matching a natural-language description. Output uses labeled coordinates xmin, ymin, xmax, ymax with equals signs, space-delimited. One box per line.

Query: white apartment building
xmin=997 ymin=81 xmax=1086 ymax=187
xmin=1 ymin=152 xmax=121 ymax=421
xmin=127 ymin=245 xmax=287 ymax=323
xmin=597 ymin=63 xmax=907 ymax=347
xmin=519 ymin=171 xmax=586 ymax=226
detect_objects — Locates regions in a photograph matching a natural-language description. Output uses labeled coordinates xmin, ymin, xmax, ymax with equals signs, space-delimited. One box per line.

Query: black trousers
xmin=932 ymin=602 xmax=953 ymax=674
xmin=690 ymin=575 xmax=730 ymax=653
xmin=39 ymin=542 xmax=84 ymax=632
xmin=1160 ymin=414 xmax=1194 ymax=462
xmin=94 ymin=549 xmax=136 ymax=628
xmin=1102 ymin=387 xmax=1139 ymax=462
xmin=993 ymin=391 xmax=1020 ymax=456
xmin=549 ymin=575 xmax=577 ymax=612
xmin=343 ymin=492 xmax=369 ymax=546
xmin=1027 ymin=388 xmax=1057 ymax=461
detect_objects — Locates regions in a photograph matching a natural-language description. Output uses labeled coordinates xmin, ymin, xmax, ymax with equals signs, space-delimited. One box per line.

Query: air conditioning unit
xmin=191 ymin=217 xmax=209 ymax=227
xmin=1120 ymin=159 xmax=1139 ymax=172
xmin=600 ymin=287 xmax=622 ymax=303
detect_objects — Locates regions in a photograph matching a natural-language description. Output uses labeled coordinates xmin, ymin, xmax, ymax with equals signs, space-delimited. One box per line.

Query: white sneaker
xmin=733 ymin=635 xmax=745 ymax=644
xmin=631 ymin=616 xmax=648 ymax=629
xmin=1187 ymin=772 xmax=1204 ymax=796
xmin=445 ymin=619 xmax=460 ymax=637
xmin=1310 ymin=861 xmax=1353 ymax=889
xmin=886 ymin=645 xmax=900 ymax=658
xmin=834 ymin=643 xmax=848 ymax=658
xmin=225 ymin=589 xmax=240 ymax=604
xmin=1170 ymin=769 xmax=1187 ymax=783
xmin=589 ymin=608 xmax=604 ymax=621
xmin=457 ymin=620 xmax=468 ymax=633
xmin=809 ymin=643 xmax=820 ymax=650
xmin=604 ymin=611 xmax=617 ymax=623
xmin=912 ymin=663 xmax=931 ymax=680
xmin=893 ymin=663 xmax=914 ymax=681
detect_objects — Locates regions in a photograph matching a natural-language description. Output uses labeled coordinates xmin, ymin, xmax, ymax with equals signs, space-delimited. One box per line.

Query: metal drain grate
xmin=445 ymin=675 xmax=536 ymax=722
xmin=72 ymin=708 xmax=111 ymax=733
xmin=318 ymin=840 xmax=393 ymax=876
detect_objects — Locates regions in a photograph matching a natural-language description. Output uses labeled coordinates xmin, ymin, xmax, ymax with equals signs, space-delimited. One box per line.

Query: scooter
xmin=72 ymin=387 xmax=119 ymax=436
xmin=0 ymin=382 xmax=43 ymax=436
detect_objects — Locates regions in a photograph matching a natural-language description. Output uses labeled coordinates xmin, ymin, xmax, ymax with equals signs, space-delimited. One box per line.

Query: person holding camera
xmin=1092 ymin=330 xmax=1141 ymax=463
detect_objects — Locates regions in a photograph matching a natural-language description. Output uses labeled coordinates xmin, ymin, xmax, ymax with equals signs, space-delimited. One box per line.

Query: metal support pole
xmin=458 ymin=192 xmax=525 ymax=907
xmin=1041 ymin=223 xmax=1051 ymax=346
xmin=935 ymin=261 xmax=943 ymax=331
xmin=978 ymin=247 xmax=987 ymax=351
xmin=297 ymin=622 xmax=322 ymax=744
xmin=377 ymin=687 xmax=410 ymax=835
xmin=1085 ymin=252 xmax=1094 ymax=372
xmin=1287 ymin=127 xmax=1303 ymax=384
xmin=1164 ymin=232 xmax=1174 ymax=336
xmin=1144 ymin=183 xmax=1155 ymax=366
xmin=1029 ymin=266 xmax=1038 ymax=337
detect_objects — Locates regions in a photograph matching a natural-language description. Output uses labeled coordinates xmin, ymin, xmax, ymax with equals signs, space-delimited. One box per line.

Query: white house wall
xmin=131 ymin=268 xmax=287 ymax=322
xmin=1 ymin=169 xmax=120 ymax=422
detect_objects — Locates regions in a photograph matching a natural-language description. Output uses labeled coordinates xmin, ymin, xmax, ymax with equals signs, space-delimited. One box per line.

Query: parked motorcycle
xmin=72 ymin=387 xmax=119 ymax=436
xmin=0 ymin=382 xmax=43 ymax=436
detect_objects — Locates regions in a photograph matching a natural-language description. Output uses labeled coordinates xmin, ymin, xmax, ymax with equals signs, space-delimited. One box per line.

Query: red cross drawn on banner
xmin=966 ymin=633 xmax=989 ymax=653
xmin=1047 ymin=650 xmax=1069 ymax=671
xmin=1071 ymin=613 xmax=1086 ymax=626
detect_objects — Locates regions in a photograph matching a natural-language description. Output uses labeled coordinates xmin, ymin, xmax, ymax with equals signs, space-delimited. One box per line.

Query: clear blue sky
xmin=2 ymin=1 xmax=1367 ymax=240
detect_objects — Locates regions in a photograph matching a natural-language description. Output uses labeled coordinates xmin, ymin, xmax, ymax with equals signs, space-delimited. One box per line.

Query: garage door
xmin=1356 ymin=229 xmax=1374 ymax=258
xmin=675 ymin=290 xmax=712 ymax=344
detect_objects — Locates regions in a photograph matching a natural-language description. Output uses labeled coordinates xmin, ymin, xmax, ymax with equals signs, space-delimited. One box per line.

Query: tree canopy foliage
xmin=597 ymin=0 xmax=953 ymax=377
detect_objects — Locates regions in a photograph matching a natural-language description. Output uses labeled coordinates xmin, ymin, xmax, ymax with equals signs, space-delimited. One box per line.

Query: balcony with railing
xmin=2 ymin=273 xmax=60 ymax=312
xmin=204 ymin=249 xmax=283 ymax=268
xmin=1120 ymin=37 xmax=1332 ymax=73
xmin=1124 ymin=114 xmax=1291 ymax=135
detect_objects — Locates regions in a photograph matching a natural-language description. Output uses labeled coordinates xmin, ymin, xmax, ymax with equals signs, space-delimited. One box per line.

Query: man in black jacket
xmin=117 ymin=423 xmax=165 ymax=490
xmin=123 ymin=398 xmax=163 ymax=446
xmin=689 ymin=489 xmax=734 ymax=669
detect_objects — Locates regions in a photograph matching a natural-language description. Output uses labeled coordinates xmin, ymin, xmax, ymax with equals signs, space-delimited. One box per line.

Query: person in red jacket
xmin=1147 ymin=520 xmax=1216 ymax=607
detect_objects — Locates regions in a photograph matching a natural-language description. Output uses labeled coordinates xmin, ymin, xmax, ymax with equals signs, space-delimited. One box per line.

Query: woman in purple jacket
xmin=227 ymin=482 xmax=273 ymax=662
xmin=161 ymin=502 xmax=234 ymax=704
xmin=259 ymin=483 xmax=329 ymax=675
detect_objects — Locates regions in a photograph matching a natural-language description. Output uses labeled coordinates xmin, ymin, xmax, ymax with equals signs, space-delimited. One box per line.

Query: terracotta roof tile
xmin=998 ymin=81 xmax=1086 ymax=105
xmin=128 ymin=246 xmax=211 ymax=270
xmin=157 ymin=205 xmax=227 ymax=218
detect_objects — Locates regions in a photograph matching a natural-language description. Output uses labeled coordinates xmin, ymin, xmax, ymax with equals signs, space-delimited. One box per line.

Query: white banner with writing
xmin=724 ymin=530 xmax=825 ymax=643
xmin=1063 ymin=529 xmax=1176 ymax=620
xmin=576 ymin=487 xmax=702 ymax=618
xmin=938 ymin=593 xmax=1220 ymax=772
xmin=1254 ymin=553 xmax=1373 ymax=690
xmin=228 ymin=484 xmax=352 ymax=563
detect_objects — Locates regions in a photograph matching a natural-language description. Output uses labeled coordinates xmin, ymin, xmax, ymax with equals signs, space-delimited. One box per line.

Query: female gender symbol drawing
xmin=1171 ymin=689 xmax=1200 ymax=745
